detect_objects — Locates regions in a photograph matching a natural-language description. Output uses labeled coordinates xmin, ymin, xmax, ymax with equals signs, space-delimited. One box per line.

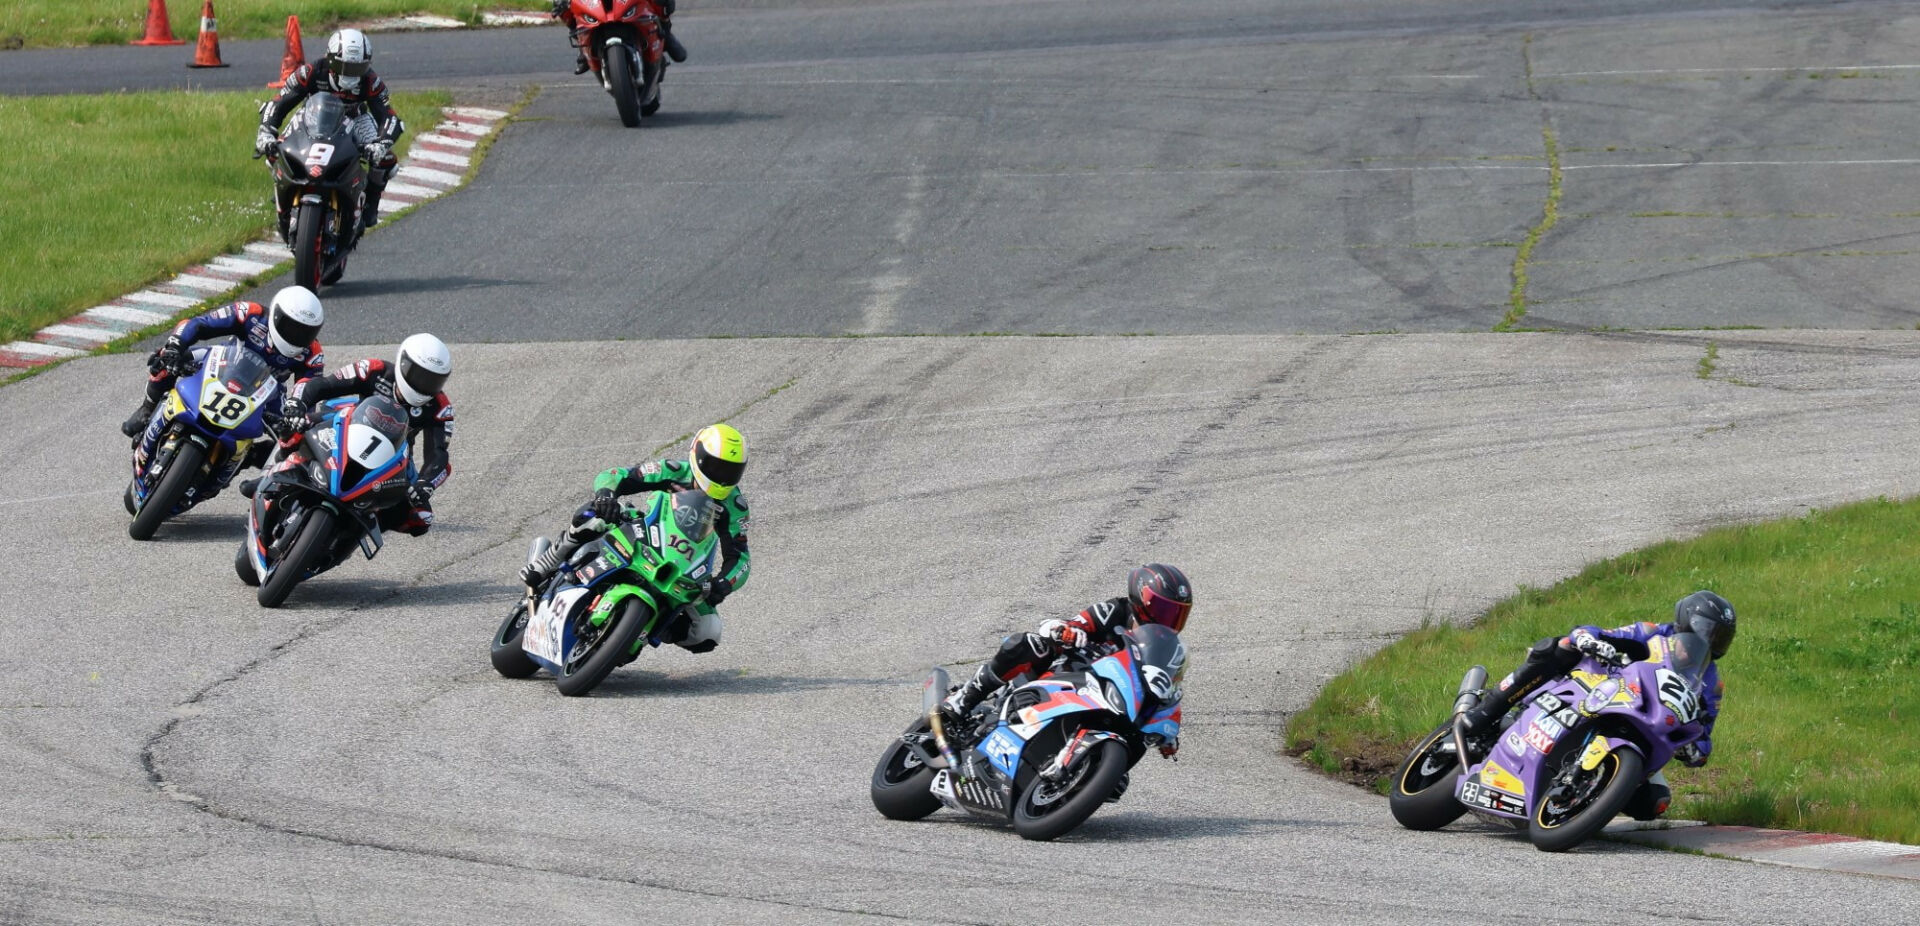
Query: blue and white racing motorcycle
xmin=870 ymin=623 xmax=1186 ymax=841
xmin=126 ymin=340 xmax=285 ymax=541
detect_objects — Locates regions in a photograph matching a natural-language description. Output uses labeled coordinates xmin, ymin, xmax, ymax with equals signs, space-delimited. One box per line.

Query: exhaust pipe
xmin=1451 ymin=665 xmax=1487 ymax=764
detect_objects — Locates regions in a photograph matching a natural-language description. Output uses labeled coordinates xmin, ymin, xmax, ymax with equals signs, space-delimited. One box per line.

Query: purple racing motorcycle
xmin=1388 ymin=628 xmax=1716 ymax=851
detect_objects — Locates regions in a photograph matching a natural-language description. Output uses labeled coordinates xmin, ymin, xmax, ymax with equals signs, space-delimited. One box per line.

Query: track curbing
xmin=1605 ymin=821 xmax=1920 ymax=881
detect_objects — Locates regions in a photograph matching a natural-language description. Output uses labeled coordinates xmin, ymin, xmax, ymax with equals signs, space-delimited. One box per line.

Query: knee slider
xmin=676 ymin=609 xmax=721 ymax=652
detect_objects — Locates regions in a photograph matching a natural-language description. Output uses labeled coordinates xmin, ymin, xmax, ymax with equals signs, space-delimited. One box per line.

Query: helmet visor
xmin=272 ymin=309 xmax=320 ymax=350
xmin=1681 ymin=613 xmax=1735 ymax=659
xmin=397 ymin=353 xmax=448 ymax=401
xmin=1137 ymin=587 xmax=1191 ymax=632
xmin=694 ymin=444 xmax=745 ymax=489
xmin=329 ymin=56 xmax=371 ymax=80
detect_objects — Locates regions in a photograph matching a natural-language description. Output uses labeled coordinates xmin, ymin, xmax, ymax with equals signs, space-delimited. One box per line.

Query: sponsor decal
xmin=1523 ymin=725 xmax=1556 ymax=755
xmin=1535 ymin=692 xmax=1565 ymax=712
xmin=1480 ymin=759 xmax=1526 ymax=798
xmin=1460 ymin=780 xmax=1526 ymax=815
xmin=1504 ymin=732 xmax=1527 ymax=755
xmin=1532 ymin=714 xmax=1564 ymax=738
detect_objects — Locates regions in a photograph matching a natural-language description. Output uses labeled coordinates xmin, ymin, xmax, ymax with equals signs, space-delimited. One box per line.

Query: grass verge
xmin=2 ymin=2 xmax=548 ymax=48
xmin=0 ymin=88 xmax=449 ymax=345
xmin=1284 ymin=496 xmax=1920 ymax=845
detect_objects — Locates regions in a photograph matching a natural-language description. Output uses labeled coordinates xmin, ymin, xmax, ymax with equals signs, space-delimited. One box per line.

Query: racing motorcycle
xmin=239 ymin=393 xmax=412 ymax=607
xmin=126 ymin=340 xmax=285 ymax=541
xmin=565 ymin=0 xmax=668 ymax=127
xmin=1388 ymin=629 xmax=1717 ymax=851
xmin=490 ymin=489 xmax=722 ymax=696
xmin=260 ymin=92 xmax=366 ymax=290
xmin=869 ymin=624 xmax=1186 ymax=841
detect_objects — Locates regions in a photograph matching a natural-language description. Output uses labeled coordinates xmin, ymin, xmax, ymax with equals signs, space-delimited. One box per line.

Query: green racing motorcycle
xmin=490 ymin=488 xmax=722 ymax=696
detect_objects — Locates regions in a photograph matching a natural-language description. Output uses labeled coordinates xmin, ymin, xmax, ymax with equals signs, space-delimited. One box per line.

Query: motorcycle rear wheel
xmin=555 ymin=597 xmax=649 ymax=696
xmin=1388 ymin=722 xmax=1469 ymax=830
xmin=606 ymin=45 xmax=642 ymax=127
xmin=490 ymin=600 xmax=540 ymax=679
xmin=1529 ymin=745 xmax=1644 ymax=852
xmin=129 ymin=439 xmax=205 ymax=541
xmin=292 ymin=204 xmax=326 ymax=292
xmin=869 ymin=720 xmax=942 ymax=821
xmin=257 ymin=507 xmax=334 ymax=608
xmin=1012 ymin=738 xmax=1128 ymax=841
xmin=235 ymin=539 xmax=259 ymax=587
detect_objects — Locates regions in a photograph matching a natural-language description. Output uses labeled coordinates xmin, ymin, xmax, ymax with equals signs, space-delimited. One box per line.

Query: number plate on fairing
xmin=523 ymin=588 xmax=588 ymax=665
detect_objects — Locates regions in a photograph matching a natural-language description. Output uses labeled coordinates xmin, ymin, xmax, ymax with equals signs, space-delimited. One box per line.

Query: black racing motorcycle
xmin=261 ymin=93 xmax=366 ymax=291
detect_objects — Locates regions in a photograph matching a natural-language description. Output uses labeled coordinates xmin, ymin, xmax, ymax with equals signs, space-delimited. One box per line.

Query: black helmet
xmin=1128 ymin=563 xmax=1192 ymax=632
xmin=1674 ymin=590 xmax=1736 ymax=659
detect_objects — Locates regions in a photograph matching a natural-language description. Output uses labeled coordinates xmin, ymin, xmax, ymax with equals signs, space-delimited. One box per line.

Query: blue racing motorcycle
xmin=126 ymin=340 xmax=284 ymax=540
xmin=870 ymin=623 xmax=1187 ymax=840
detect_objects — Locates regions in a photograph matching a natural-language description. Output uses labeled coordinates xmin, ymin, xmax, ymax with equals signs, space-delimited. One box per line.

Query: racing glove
xmin=1676 ymin=742 xmax=1709 ymax=768
xmin=408 ymin=483 xmax=434 ymax=509
xmin=155 ymin=334 xmax=187 ymax=368
xmin=1146 ymin=733 xmax=1179 ymax=760
xmin=704 ymin=576 xmax=733 ymax=607
xmin=254 ymin=126 xmax=278 ymax=159
xmin=1039 ymin=618 xmax=1087 ymax=650
xmin=1571 ymin=629 xmax=1627 ymax=667
xmin=589 ymin=489 xmax=622 ymax=522
xmin=365 ymin=141 xmax=393 ymax=167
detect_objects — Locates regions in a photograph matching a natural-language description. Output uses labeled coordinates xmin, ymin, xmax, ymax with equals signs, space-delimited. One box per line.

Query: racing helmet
xmin=267 ymin=286 xmax=323 ymax=357
xmin=325 ymin=29 xmax=372 ymax=92
xmin=394 ymin=333 xmax=451 ymax=406
xmin=1674 ymin=590 xmax=1736 ymax=659
xmin=689 ymin=424 xmax=747 ymax=500
xmin=1129 ymin=563 xmax=1192 ymax=632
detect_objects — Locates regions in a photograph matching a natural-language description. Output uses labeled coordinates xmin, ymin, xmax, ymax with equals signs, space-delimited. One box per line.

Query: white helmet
xmin=394 ymin=333 xmax=451 ymax=406
xmin=325 ymin=29 xmax=372 ymax=92
xmin=267 ymin=286 xmax=324 ymax=357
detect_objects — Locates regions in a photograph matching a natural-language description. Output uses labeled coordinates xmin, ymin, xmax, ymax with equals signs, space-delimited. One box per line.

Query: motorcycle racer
xmin=245 ymin=334 xmax=452 ymax=538
xmin=941 ymin=563 xmax=1192 ymax=759
xmin=1460 ymin=591 xmax=1733 ymax=771
xmin=120 ymin=287 xmax=326 ymax=469
xmin=256 ymin=28 xmax=404 ymax=235
xmin=520 ymin=424 xmax=748 ymax=653
xmin=550 ymin=0 xmax=687 ymax=74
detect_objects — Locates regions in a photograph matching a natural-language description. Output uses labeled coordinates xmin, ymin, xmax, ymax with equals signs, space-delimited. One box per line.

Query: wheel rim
xmin=1398 ymin=728 xmax=1457 ymax=795
xmin=1029 ymin=751 xmax=1098 ymax=809
xmin=498 ymin=603 xmax=528 ymax=646
xmin=561 ymin=609 xmax=611 ymax=674
xmin=1536 ymin=753 xmax=1620 ymax=829
xmin=882 ymin=744 xmax=925 ymax=784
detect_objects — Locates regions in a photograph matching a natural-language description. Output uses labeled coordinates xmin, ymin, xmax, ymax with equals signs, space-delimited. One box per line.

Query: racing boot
xmin=121 ymin=397 xmax=157 ymax=439
xmin=239 ymin=477 xmax=261 ymax=499
xmin=574 ymin=51 xmax=590 ymax=74
xmin=937 ymin=663 xmax=1004 ymax=729
xmin=362 ymin=190 xmax=383 ymax=229
xmin=520 ymin=537 xmax=581 ymax=589
xmin=661 ymin=22 xmax=687 ymax=63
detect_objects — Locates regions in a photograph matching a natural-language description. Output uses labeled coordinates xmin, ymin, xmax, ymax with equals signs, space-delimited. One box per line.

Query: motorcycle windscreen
xmin=197 ymin=342 xmax=279 ymax=432
xmin=1650 ymin=630 xmax=1715 ymax=727
xmin=295 ymin=93 xmax=348 ymax=138
xmin=1129 ymin=623 xmax=1189 ymax=703
xmin=336 ymin=395 xmax=411 ymax=497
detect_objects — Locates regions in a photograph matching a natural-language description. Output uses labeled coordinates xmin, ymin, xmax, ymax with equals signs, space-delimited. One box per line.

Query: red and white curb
xmin=1606 ymin=820 xmax=1920 ymax=881
xmin=363 ymin=10 xmax=552 ymax=31
xmin=0 ymin=106 xmax=509 ymax=375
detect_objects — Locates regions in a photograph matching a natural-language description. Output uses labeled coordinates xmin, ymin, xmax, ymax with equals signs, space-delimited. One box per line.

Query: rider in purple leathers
xmin=1463 ymin=590 xmax=1732 ymax=756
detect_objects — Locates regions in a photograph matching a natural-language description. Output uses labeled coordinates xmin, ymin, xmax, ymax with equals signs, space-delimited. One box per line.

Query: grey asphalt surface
xmin=8 ymin=0 xmax=1920 ymax=922
xmin=7 ymin=333 xmax=1920 ymax=923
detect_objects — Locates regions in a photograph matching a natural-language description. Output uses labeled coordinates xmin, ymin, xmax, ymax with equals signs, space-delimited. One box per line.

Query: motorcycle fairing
xmin=524 ymin=587 xmax=592 ymax=670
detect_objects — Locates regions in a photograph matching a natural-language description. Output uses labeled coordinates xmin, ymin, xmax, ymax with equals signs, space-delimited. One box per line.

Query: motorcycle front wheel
xmin=292 ymin=204 xmax=326 ymax=291
xmin=869 ymin=720 xmax=942 ymax=821
xmin=1012 ymin=738 xmax=1128 ymax=841
xmin=606 ymin=45 xmax=642 ymax=127
xmin=555 ymin=597 xmax=649 ymax=696
xmin=129 ymin=439 xmax=205 ymax=541
xmin=1529 ymin=745 xmax=1644 ymax=852
xmin=1388 ymin=722 xmax=1469 ymax=831
xmin=257 ymin=507 xmax=334 ymax=608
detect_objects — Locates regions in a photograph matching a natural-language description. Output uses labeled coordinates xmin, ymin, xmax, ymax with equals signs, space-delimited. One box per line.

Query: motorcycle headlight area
xmin=1099 ymin=679 xmax=1126 ymax=712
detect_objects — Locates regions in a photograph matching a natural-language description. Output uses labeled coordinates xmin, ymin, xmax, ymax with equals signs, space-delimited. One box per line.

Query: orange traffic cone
xmin=129 ymin=0 xmax=186 ymax=46
xmin=187 ymin=0 xmax=229 ymax=68
xmin=270 ymin=16 xmax=305 ymax=87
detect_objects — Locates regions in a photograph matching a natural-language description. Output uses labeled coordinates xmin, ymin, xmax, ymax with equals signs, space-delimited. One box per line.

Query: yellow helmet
xmin=690 ymin=424 xmax=747 ymax=500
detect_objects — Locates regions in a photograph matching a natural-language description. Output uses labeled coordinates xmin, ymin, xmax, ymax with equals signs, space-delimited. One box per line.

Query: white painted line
xmin=1563 ymin=157 xmax=1920 ymax=171
xmin=207 ymin=255 xmax=278 ymax=276
xmin=396 ymin=165 xmax=466 ymax=187
xmin=403 ymin=14 xmax=466 ymax=28
xmin=168 ymin=274 xmax=240 ymax=293
xmin=479 ymin=12 xmax=549 ymax=26
xmin=1543 ymin=64 xmax=1920 ymax=78
xmin=38 ymin=324 xmax=116 ymax=344
xmin=416 ymin=132 xmax=476 ymax=150
xmin=244 ymin=241 xmax=290 ymax=261
xmin=436 ymin=121 xmax=493 ymax=137
xmin=447 ymin=106 xmax=509 ymax=121
xmin=383 ymin=180 xmax=443 ymax=199
xmin=84 ymin=304 xmax=171 ymax=326
xmin=122 ymin=290 xmax=202 ymax=309
xmin=3 ymin=341 xmax=85 ymax=359
xmin=407 ymin=147 xmax=471 ymax=168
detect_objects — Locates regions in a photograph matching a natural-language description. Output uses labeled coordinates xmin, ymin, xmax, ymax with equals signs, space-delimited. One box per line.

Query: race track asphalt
xmin=6 ymin=1 xmax=1920 ymax=922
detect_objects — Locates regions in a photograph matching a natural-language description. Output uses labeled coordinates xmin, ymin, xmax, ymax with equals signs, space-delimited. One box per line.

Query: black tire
xmin=554 ymin=597 xmax=649 ymax=696
xmin=490 ymin=600 xmax=540 ymax=679
xmin=870 ymin=721 xmax=943 ymax=821
xmin=122 ymin=482 xmax=137 ymax=515
xmin=1011 ymin=738 xmax=1129 ymax=841
xmin=1529 ymin=745 xmax=1645 ymax=852
xmin=234 ymin=539 xmax=259 ymax=587
xmin=257 ymin=507 xmax=334 ymax=609
xmin=292 ymin=204 xmax=325 ymax=291
xmin=606 ymin=46 xmax=641 ymax=127
xmin=1389 ymin=722 xmax=1469 ymax=831
xmin=128 ymin=439 xmax=205 ymax=541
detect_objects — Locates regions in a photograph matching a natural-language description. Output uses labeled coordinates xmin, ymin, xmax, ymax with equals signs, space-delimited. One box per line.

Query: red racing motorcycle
xmin=566 ymin=0 xmax=668 ymax=127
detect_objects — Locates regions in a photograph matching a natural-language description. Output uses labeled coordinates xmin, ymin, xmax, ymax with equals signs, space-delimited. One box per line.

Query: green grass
xmin=1285 ymin=496 xmax=1920 ymax=845
xmin=0 ymin=88 xmax=449 ymax=345
xmin=2 ymin=1 xmax=549 ymax=48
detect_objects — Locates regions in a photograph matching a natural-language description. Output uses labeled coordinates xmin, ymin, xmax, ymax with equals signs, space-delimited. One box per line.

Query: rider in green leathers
xmin=521 ymin=424 xmax=749 ymax=652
